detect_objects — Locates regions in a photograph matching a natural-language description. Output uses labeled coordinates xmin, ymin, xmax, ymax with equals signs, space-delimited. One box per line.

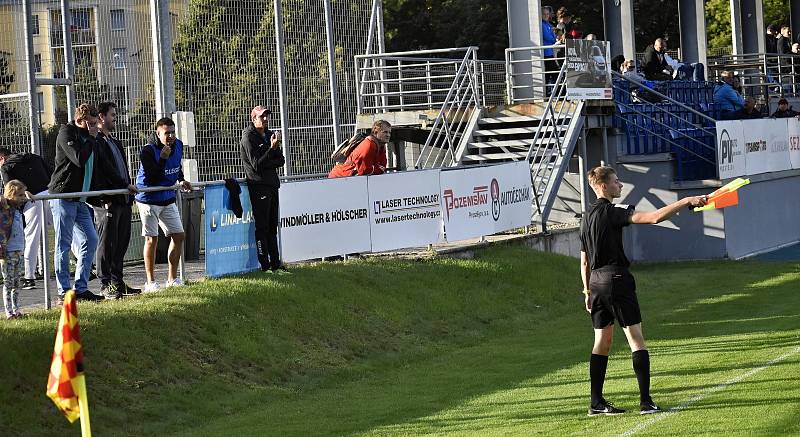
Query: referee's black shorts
xmin=588 ymin=266 xmax=642 ymax=329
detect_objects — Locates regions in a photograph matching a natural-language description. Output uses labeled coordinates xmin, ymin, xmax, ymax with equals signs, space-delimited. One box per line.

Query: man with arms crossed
xmin=580 ymin=166 xmax=706 ymax=416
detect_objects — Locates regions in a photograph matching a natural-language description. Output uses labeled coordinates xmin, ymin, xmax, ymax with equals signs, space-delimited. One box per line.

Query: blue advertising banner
xmin=204 ymin=182 xmax=259 ymax=277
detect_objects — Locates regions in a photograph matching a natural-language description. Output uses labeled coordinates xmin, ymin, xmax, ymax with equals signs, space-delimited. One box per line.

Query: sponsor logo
xmin=745 ymin=139 xmax=766 ymax=153
xmin=210 ymin=210 xmax=219 ymax=232
xmin=442 ymin=186 xmax=488 ymax=220
xmin=791 ymin=135 xmax=800 ymax=151
xmin=491 ymin=179 xmax=500 ymax=221
xmin=280 ymin=208 xmax=368 ymax=228
xmin=373 ymin=194 xmax=440 ymax=215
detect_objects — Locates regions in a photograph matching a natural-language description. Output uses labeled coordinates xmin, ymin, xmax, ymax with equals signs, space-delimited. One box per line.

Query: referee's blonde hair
xmin=587 ymin=166 xmax=616 ymax=187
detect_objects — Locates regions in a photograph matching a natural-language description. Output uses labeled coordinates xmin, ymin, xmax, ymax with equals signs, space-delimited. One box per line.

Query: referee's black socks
xmin=632 ymin=349 xmax=651 ymax=404
xmin=590 ymin=354 xmax=609 ymax=407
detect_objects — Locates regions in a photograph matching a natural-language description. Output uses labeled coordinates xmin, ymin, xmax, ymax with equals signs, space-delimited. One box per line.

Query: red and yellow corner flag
xmin=46 ymin=290 xmax=92 ymax=436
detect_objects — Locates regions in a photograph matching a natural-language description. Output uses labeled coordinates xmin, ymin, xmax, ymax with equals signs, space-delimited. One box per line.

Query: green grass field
xmin=1 ymin=245 xmax=799 ymax=436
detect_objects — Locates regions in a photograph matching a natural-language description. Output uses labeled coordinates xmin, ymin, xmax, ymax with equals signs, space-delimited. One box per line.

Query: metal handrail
xmin=611 ymin=71 xmax=717 ymax=124
xmin=414 ymin=47 xmax=481 ymax=169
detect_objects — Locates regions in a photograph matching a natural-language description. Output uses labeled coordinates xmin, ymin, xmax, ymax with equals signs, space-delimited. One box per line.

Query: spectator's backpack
xmin=331 ymin=131 xmax=369 ymax=164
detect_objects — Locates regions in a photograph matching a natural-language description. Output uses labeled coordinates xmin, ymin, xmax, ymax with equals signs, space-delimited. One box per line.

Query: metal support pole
xmin=149 ymin=0 xmax=176 ymax=117
xmin=22 ymin=0 xmax=40 ymax=154
xmin=274 ymin=0 xmax=291 ymax=176
xmin=730 ymin=0 xmax=744 ymax=55
xmin=176 ymin=189 xmax=185 ymax=281
xmin=578 ymin=129 xmax=589 ymax=213
xmin=376 ymin=0 xmax=388 ymax=112
xmin=601 ymin=124 xmax=610 ymax=167
xmin=678 ymin=0 xmax=708 ymax=75
xmin=323 ymin=0 xmax=342 ymax=147
xmin=39 ymin=200 xmax=51 ymax=309
xmin=60 ymin=0 xmax=76 ymax=119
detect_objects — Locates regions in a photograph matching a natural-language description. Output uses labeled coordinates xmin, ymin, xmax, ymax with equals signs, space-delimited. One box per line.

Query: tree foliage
xmin=706 ymin=0 xmax=789 ymax=49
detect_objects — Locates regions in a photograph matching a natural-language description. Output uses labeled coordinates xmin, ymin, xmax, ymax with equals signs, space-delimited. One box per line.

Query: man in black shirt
xmin=580 ymin=166 xmax=706 ymax=416
xmin=240 ymin=105 xmax=288 ymax=274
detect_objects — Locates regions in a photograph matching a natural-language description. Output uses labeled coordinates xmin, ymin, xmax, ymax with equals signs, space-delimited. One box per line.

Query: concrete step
xmin=473 ymin=125 xmax=568 ymax=137
xmin=478 ymin=115 xmax=542 ymax=124
xmin=468 ymin=140 xmax=530 ymax=150
xmin=461 ymin=152 xmax=529 ymax=161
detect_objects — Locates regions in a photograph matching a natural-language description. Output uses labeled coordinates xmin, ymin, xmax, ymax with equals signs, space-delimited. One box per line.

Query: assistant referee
xmin=579 ymin=166 xmax=706 ymax=416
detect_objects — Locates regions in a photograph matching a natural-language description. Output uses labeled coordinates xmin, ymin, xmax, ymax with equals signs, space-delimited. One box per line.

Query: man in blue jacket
xmin=714 ymin=71 xmax=745 ymax=120
xmin=135 ymin=117 xmax=192 ymax=293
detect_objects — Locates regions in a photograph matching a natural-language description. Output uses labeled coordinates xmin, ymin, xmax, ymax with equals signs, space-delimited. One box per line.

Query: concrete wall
xmin=723 ymin=170 xmax=800 ymax=259
xmin=615 ymin=151 xmax=726 ymax=262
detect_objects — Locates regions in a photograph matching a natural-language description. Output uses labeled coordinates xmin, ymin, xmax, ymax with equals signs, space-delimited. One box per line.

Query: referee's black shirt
xmin=580 ymin=198 xmax=635 ymax=270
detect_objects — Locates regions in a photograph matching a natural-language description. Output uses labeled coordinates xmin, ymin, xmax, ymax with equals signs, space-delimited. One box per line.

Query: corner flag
xmin=46 ymin=290 xmax=92 ymax=436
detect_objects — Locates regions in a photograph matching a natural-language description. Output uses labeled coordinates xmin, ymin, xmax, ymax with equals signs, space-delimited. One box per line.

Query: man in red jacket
xmin=329 ymin=120 xmax=391 ymax=178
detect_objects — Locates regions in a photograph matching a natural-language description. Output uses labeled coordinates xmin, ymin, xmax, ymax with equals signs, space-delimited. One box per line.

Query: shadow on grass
xmin=1 ymin=247 xmax=799 ymax=436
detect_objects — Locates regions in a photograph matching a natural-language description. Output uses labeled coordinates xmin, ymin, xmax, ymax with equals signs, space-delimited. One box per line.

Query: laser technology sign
xmin=439 ymin=161 xmax=532 ymax=242
xmin=367 ymin=169 xmax=443 ymax=252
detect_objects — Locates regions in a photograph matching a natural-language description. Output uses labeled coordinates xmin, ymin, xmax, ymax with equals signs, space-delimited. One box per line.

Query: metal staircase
xmin=355 ymin=46 xmax=586 ymax=230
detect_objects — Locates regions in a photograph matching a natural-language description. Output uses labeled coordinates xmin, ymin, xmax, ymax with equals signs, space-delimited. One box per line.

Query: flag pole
xmin=75 ymin=374 xmax=92 ymax=436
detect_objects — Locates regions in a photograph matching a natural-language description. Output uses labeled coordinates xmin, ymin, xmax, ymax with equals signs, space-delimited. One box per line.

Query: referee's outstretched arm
xmin=630 ymin=195 xmax=707 ymax=225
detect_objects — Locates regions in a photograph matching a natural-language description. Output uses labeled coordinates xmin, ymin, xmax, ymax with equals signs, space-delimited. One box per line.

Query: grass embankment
xmin=1 ymin=245 xmax=799 ymax=436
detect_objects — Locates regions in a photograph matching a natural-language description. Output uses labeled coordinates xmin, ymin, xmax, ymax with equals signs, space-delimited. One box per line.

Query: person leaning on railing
xmin=49 ymin=103 xmax=133 ymax=303
xmin=135 ymin=117 xmax=192 ymax=293
xmin=328 ymin=120 xmax=391 ymax=178
xmin=771 ymin=98 xmax=800 ymax=118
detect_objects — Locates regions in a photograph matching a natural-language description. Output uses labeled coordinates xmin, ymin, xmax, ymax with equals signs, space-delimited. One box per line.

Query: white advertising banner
xmin=439 ymin=161 xmax=532 ymax=242
xmin=787 ymin=118 xmax=800 ymax=170
xmin=279 ymin=177 xmax=371 ymax=262
xmin=367 ymin=169 xmax=444 ymax=252
xmin=742 ymin=119 xmax=770 ymax=176
xmin=716 ymin=120 xmax=746 ymax=180
xmin=764 ymin=119 xmax=791 ymax=173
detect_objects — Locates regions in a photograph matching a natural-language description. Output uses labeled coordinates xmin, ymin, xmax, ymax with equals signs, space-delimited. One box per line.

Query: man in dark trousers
xmin=0 ymin=147 xmax=51 ymax=290
xmin=49 ymin=103 xmax=132 ymax=302
xmin=580 ymin=166 xmax=706 ymax=416
xmin=93 ymin=102 xmax=140 ymax=299
xmin=240 ymin=105 xmax=289 ymax=274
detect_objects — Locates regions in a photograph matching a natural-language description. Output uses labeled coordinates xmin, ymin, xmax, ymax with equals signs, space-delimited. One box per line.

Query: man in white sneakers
xmin=135 ymin=117 xmax=191 ymax=292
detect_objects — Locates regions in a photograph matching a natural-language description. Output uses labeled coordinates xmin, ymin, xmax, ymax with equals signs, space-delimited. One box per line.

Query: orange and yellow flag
xmin=46 ymin=290 xmax=86 ymax=423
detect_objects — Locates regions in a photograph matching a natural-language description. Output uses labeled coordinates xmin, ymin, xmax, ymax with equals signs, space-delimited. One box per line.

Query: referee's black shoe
xmin=588 ymin=400 xmax=626 ymax=416
xmin=640 ymin=400 xmax=662 ymax=415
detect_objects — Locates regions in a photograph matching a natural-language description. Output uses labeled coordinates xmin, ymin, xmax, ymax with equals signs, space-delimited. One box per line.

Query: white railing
xmin=521 ymin=62 xmax=583 ymax=222
xmin=354 ymin=47 xmax=506 ymax=113
xmin=413 ymin=47 xmax=482 ymax=169
xmin=505 ymin=44 xmax=566 ymax=104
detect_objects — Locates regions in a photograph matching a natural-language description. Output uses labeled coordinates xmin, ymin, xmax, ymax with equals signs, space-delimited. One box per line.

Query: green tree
xmin=706 ymin=0 xmax=790 ymax=49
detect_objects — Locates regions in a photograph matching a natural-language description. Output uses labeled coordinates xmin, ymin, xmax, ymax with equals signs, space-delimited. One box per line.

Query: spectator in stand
xmin=540 ymin=6 xmax=558 ymax=95
xmin=739 ymin=98 xmax=764 ymax=119
xmin=621 ymin=60 xmax=644 ymax=82
xmin=714 ymin=71 xmax=745 ymax=120
xmin=93 ymin=102 xmax=140 ymax=299
xmin=135 ymin=117 xmax=192 ymax=293
xmin=777 ymin=24 xmax=793 ymax=54
xmin=0 ymin=147 xmax=51 ymax=291
xmin=48 ymin=104 xmax=105 ymax=302
xmin=329 ymin=120 xmax=390 ymax=178
xmin=240 ymin=105 xmax=289 ymax=274
xmin=1 ymin=180 xmax=29 ymax=319
xmin=771 ymin=98 xmax=799 ymax=117
xmin=556 ymin=7 xmax=581 ymax=40
xmin=643 ymin=38 xmax=704 ymax=81
xmin=766 ymin=24 xmax=779 ymax=54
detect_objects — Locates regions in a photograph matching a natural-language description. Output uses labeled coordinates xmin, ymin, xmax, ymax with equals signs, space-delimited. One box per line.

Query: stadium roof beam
xmin=678 ymin=0 xmax=708 ymax=68
xmin=730 ymin=0 xmax=765 ymax=55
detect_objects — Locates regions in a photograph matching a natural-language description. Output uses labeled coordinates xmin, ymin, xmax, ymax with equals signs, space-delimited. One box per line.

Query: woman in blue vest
xmin=135 ymin=117 xmax=192 ymax=292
